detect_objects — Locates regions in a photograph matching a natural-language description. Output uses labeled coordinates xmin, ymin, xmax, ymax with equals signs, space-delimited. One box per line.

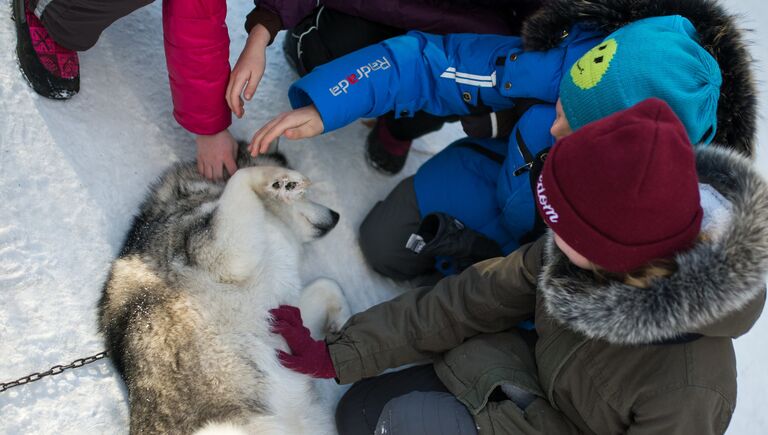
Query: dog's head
xmin=230 ymin=140 xmax=339 ymax=242
xmin=242 ymin=153 xmax=339 ymax=243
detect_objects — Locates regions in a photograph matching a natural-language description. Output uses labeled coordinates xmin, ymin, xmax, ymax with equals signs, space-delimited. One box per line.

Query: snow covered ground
xmin=0 ymin=1 xmax=766 ymax=434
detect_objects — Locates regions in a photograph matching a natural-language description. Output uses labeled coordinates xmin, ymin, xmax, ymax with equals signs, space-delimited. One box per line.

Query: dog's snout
xmin=330 ymin=210 xmax=340 ymax=226
xmin=315 ymin=209 xmax=340 ymax=237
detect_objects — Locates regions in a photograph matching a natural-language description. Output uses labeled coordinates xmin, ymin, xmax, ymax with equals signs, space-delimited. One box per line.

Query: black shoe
xmin=406 ymin=213 xmax=503 ymax=273
xmin=365 ymin=120 xmax=411 ymax=175
xmin=13 ymin=0 xmax=79 ymax=99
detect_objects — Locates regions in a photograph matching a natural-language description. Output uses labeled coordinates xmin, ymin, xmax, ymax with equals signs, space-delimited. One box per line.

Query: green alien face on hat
xmin=569 ymin=39 xmax=618 ymax=90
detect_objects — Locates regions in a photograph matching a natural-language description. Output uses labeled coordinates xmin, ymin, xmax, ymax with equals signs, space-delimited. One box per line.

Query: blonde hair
xmin=590 ymin=234 xmax=708 ymax=288
xmin=591 ymin=259 xmax=678 ymax=289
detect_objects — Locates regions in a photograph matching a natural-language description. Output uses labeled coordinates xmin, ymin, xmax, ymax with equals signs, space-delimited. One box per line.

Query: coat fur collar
xmin=521 ymin=0 xmax=757 ymax=157
xmin=540 ymin=146 xmax=768 ymax=345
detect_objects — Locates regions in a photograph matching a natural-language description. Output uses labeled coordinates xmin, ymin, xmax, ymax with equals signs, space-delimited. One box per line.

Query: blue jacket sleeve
xmin=288 ymin=32 xmax=521 ymax=133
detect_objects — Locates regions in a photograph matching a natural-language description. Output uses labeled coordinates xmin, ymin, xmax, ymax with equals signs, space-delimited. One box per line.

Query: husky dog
xmin=98 ymin=148 xmax=350 ymax=435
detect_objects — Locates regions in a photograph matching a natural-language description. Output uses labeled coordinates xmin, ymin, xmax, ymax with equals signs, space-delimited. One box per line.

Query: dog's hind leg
xmin=298 ymin=278 xmax=351 ymax=338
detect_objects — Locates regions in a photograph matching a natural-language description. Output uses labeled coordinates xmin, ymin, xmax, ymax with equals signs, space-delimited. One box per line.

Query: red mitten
xmin=269 ymin=305 xmax=336 ymax=379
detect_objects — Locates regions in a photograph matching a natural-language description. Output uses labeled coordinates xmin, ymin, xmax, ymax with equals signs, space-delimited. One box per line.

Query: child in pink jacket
xmin=13 ymin=0 xmax=273 ymax=181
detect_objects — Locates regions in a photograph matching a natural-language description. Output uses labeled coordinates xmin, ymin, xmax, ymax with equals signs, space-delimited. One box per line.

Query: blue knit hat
xmin=559 ymin=15 xmax=722 ymax=144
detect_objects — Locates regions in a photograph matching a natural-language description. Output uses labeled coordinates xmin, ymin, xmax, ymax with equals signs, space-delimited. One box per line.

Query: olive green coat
xmin=328 ymin=147 xmax=768 ymax=434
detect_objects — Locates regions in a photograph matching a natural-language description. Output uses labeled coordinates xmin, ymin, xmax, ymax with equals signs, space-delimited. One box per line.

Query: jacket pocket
xmin=433 ymin=331 xmax=545 ymax=415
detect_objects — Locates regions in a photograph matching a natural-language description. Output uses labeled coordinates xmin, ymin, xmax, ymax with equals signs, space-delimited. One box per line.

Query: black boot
xmin=365 ymin=118 xmax=411 ymax=175
xmin=406 ymin=213 xmax=503 ymax=273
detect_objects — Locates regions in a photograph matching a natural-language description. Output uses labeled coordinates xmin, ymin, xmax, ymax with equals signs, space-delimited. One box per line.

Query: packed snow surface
xmin=1 ymin=0 xmax=766 ymax=433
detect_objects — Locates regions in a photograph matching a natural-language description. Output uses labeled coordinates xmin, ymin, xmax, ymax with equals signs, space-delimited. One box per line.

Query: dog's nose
xmin=330 ymin=210 xmax=340 ymax=227
xmin=316 ymin=210 xmax=340 ymax=237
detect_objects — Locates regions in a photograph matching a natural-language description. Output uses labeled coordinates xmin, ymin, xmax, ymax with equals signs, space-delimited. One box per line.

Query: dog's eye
xmin=272 ymin=181 xmax=281 ymax=189
xmin=286 ymin=182 xmax=297 ymax=191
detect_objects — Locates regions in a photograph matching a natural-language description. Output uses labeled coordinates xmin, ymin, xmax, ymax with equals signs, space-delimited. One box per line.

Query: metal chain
xmin=0 ymin=351 xmax=108 ymax=393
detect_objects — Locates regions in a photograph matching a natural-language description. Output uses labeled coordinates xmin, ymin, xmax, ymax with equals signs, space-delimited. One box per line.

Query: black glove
xmin=460 ymin=111 xmax=516 ymax=139
xmin=461 ymin=99 xmax=545 ymax=139
xmin=406 ymin=213 xmax=503 ymax=273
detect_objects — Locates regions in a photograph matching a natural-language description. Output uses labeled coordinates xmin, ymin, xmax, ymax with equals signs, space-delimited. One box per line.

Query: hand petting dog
xmin=250 ymin=105 xmax=324 ymax=156
xmin=270 ymin=305 xmax=336 ymax=379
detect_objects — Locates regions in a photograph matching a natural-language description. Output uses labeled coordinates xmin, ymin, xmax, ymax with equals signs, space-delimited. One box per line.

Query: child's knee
xmin=359 ymin=202 xmax=402 ymax=274
xmin=359 ymin=177 xmax=429 ymax=280
xmin=335 ymin=383 xmax=374 ymax=435
xmin=375 ymin=392 xmax=477 ymax=435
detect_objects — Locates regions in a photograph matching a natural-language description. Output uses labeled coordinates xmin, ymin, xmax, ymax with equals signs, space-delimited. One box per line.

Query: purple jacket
xmin=246 ymin=0 xmax=541 ymax=41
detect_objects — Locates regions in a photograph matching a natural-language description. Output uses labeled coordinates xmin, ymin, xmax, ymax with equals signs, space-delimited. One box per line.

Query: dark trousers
xmin=31 ymin=0 xmax=153 ymax=51
xmin=336 ymin=365 xmax=478 ymax=435
xmin=284 ymin=6 xmax=449 ymax=142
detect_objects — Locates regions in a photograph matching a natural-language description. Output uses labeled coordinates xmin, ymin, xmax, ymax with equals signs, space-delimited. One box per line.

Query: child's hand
xmin=249 ymin=105 xmax=324 ymax=156
xmin=196 ymin=130 xmax=238 ymax=181
xmin=227 ymin=24 xmax=270 ymax=119
xmin=269 ymin=305 xmax=336 ymax=379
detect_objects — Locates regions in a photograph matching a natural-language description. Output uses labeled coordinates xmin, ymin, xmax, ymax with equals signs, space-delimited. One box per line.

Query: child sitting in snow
xmin=269 ymin=98 xmax=768 ymax=434
xmin=250 ymin=0 xmax=754 ymax=283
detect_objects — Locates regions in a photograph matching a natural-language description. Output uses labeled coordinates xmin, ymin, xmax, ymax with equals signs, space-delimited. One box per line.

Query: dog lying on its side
xmin=98 ymin=147 xmax=350 ymax=434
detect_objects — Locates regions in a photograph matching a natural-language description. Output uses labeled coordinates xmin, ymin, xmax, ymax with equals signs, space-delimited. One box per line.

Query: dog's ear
xmin=235 ymin=140 xmax=290 ymax=169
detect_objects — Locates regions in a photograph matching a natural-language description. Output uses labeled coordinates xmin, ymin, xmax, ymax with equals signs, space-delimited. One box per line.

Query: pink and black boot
xmin=13 ymin=0 xmax=79 ymax=99
xmin=365 ymin=117 xmax=412 ymax=175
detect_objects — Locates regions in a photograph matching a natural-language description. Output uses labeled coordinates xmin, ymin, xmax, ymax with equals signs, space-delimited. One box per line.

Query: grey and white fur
xmin=98 ymin=146 xmax=350 ymax=435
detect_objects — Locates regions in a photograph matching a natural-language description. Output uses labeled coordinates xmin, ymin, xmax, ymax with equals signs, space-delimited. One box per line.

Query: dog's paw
xmin=266 ymin=170 xmax=309 ymax=202
xmin=326 ymin=298 xmax=351 ymax=335
xmin=298 ymin=278 xmax=351 ymax=337
xmin=322 ymin=283 xmax=351 ymax=335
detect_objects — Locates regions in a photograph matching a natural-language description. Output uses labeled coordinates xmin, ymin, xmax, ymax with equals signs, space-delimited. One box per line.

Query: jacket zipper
xmin=513 ymin=129 xmax=533 ymax=175
xmin=513 ymin=129 xmax=549 ymax=176
xmin=511 ymin=128 xmax=552 ymax=245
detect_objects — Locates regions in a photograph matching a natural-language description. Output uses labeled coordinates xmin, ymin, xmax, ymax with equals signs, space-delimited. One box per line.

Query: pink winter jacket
xmin=162 ymin=0 xmax=231 ymax=135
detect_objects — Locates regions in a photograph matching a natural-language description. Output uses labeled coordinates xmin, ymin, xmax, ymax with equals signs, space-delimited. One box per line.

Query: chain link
xmin=1 ymin=351 xmax=108 ymax=393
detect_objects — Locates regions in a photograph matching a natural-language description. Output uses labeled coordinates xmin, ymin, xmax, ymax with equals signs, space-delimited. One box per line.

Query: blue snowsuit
xmin=289 ymin=26 xmax=604 ymax=255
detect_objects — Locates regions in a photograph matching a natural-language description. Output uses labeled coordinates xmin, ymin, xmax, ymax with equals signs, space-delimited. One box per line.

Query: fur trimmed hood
xmin=540 ymin=146 xmax=768 ymax=345
xmin=521 ymin=0 xmax=757 ymax=157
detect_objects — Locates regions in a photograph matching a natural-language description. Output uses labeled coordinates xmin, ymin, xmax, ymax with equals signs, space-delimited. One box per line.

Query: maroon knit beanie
xmin=536 ymin=98 xmax=702 ymax=273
